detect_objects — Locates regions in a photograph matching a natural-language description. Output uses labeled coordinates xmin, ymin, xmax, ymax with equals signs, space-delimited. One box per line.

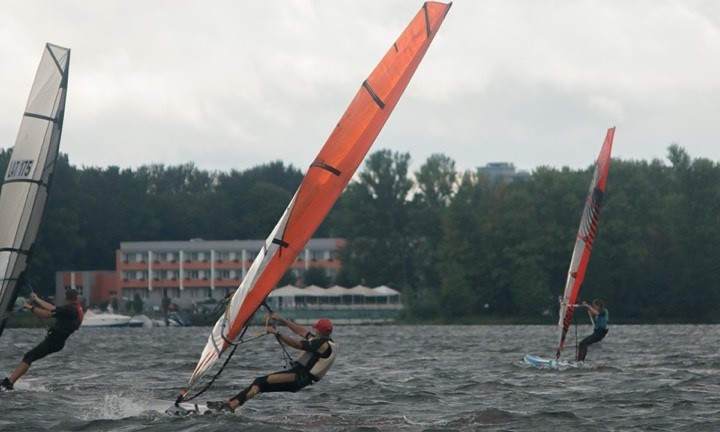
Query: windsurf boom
xmin=0 ymin=43 xmax=70 ymax=337
xmin=555 ymin=127 xmax=615 ymax=360
xmin=178 ymin=2 xmax=452 ymax=399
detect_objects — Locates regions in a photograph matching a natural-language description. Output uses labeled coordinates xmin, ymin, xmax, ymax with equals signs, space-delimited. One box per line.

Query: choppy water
xmin=1 ymin=324 xmax=719 ymax=431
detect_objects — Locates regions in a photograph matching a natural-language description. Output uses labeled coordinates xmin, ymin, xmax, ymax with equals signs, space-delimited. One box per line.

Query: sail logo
xmin=5 ymin=159 xmax=35 ymax=180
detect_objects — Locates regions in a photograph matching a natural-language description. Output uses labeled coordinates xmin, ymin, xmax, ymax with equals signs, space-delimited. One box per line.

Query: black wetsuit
xmin=231 ymin=334 xmax=334 ymax=405
xmin=577 ymin=308 xmax=609 ymax=362
xmin=23 ymin=304 xmax=83 ymax=364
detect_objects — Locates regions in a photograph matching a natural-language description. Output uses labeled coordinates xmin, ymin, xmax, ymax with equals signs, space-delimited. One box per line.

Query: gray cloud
xmin=1 ymin=0 xmax=719 ymax=174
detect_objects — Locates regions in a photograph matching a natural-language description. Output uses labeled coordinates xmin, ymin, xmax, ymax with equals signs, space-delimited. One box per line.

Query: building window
xmin=185 ymin=270 xmax=199 ymax=280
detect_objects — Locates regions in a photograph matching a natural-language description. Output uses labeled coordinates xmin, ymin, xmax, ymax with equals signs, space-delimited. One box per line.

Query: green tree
xmin=277 ymin=269 xmax=298 ymax=287
xmin=161 ymin=295 xmax=171 ymax=313
xmin=334 ymin=149 xmax=414 ymax=290
xmin=132 ymin=293 xmax=144 ymax=314
xmin=303 ymin=266 xmax=331 ymax=287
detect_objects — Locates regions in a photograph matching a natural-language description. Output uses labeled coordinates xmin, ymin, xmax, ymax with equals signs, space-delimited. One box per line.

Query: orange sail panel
xmin=555 ymin=127 xmax=615 ymax=360
xmin=187 ymin=2 xmax=452 ymax=389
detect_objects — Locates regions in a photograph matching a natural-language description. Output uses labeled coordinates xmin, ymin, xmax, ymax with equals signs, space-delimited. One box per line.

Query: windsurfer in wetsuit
xmin=577 ymin=298 xmax=608 ymax=362
xmin=207 ymin=313 xmax=337 ymax=413
xmin=1 ymin=288 xmax=84 ymax=391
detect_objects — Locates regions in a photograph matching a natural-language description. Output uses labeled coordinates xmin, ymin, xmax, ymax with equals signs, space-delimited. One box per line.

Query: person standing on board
xmin=577 ymin=298 xmax=609 ymax=362
xmin=1 ymin=289 xmax=84 ymax=391
xmin=207 ymin=312 xmax=337 ymax=412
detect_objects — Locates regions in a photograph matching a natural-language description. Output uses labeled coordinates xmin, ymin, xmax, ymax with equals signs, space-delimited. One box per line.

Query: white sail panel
xmin=0 ymin=43 xmax=70 ymax=337
xmin=187 ymin=192 xmax=296 ymax=387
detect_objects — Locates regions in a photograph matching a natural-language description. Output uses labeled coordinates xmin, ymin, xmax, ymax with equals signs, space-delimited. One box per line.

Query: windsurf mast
xmin=180 ymin=2 xmax=453 ymax=396
xmin=0 ymin=43 xmax=70 ymax=338
xmin=555 ymin=127 xmax=615 ymax=360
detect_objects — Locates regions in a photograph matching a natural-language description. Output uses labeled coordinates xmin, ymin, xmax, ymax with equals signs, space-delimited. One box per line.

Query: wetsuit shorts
xmin=22 ymin=334 xmax=66 ymax=364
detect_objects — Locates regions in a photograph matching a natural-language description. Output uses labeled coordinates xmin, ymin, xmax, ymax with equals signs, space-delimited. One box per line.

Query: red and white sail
xmin=555 ymin=127 xmax=615 ymax=359
xmin=186 ymin=2 xmax=452 ymax=390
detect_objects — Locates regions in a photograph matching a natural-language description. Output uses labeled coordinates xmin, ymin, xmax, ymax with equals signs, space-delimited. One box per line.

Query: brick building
xmin=55 ymin=238 xmax=345 ymax=309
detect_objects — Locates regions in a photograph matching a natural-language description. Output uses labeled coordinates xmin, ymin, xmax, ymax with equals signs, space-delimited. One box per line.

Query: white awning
xmin=373 ymin=285 xmax=400 ymax=296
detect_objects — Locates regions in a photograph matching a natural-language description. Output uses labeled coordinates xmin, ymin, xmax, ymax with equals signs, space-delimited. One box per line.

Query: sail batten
xmin=555 ymin=127 xmax=615 ymax=360
xmin=183 ymin=2 xmax=452 ymax=392
xmin=0 ymin=43 xmax=70 ymax=338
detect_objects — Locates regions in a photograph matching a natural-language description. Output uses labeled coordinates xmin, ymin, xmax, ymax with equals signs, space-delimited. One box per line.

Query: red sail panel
xmin=187 ymin=2 xmax=452 ymax=387
xmin=555 ymin=127 xmax=615 ymax=359
xmin=224 ymin=2 xmax=452 ymax=344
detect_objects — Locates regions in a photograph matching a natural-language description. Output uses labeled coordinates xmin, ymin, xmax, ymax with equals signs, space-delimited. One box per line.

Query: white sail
xmin=0 ymin=43 xmax=70 ymax=337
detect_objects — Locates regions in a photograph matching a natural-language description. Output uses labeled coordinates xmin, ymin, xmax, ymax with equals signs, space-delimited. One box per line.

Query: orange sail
xmin=185 ymin=2 xmax=452 ymax=391
xmin=555 ymin=127 xmax=615 ymax=359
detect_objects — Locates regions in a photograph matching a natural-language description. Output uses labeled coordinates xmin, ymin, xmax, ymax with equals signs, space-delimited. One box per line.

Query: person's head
xmin=592 ymin=298 xmax=604 ymax=310
xmin=312 ymin=318 xmax=333 ymax=336
xmin=65 ymin=288 xmax=79 ymax=304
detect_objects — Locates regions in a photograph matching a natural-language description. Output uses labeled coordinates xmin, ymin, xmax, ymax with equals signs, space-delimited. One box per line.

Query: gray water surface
xmin=1 ymin=324 xmax=719 ymax=431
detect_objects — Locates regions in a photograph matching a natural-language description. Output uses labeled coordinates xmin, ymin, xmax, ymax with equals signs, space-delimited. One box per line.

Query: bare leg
xmin=8 ymin=361 xmax=30 ymax=384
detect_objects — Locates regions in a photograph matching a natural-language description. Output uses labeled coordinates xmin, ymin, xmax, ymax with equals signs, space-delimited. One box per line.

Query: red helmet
xmin=312 ymin=318 xmax=333 ymax=333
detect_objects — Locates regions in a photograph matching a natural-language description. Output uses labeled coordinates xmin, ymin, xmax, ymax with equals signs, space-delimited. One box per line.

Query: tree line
xmin=1 ymin=144 xmax=718 ymax=323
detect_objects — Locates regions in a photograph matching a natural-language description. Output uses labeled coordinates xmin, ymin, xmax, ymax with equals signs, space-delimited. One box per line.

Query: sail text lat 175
xmin=0 ymin=43 xmax=70 ymax=338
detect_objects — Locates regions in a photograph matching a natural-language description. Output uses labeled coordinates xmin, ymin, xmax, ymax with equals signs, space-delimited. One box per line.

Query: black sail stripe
xmin=2 ymin=178 xmax=47 ymax=187
xmin=423 ymin=3 xmax=431 ymax=37
xmin=272 ymin=238 xmax=289 ymax=248
xmin=310 ymin=162 xmax=341 ymax=176
xmin=362 ymin=80 xmax=385 ymax=109
xmin=0 ymin=247 xmax=27 ymax=254
xmin=24 ymin=112 xmax=56 ymax=123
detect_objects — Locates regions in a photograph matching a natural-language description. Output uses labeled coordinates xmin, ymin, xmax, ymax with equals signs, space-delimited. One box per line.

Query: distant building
xmin=55 ymin=238 xmax=345 ymax=309
xmin=267 ymin=284 xmax=403 ymax=324
xmin=478 ymin=162 xmax=531 ymax=183
xmin=55 ymin=270 xmax=116 ymax=306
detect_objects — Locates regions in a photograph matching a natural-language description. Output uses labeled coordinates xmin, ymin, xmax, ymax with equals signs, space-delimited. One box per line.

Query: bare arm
xmin=30 ymin=293 xmax=56 ymax=311
xmin=581 ymin=301 xmax=599 ymax=316
xmin=24 ymin=302 xmax=53 ymax=319
xmin=271 ymin=313 xmax=310 ymax=338
xmin=265 ymin=325 xmax=303 ymax=349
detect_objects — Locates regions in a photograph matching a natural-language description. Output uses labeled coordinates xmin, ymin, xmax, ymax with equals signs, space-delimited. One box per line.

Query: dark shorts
xmin=23 ymin=335 xmax=66 ymax=364
xmin=264 ymin=365 xmax=312 ymax=393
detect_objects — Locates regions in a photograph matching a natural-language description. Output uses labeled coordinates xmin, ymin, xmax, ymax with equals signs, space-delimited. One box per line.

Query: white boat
xmin=81 ymin=309 xmax=133 ymax=328
xmin=128 ymin=314 xmax=158 ymax=327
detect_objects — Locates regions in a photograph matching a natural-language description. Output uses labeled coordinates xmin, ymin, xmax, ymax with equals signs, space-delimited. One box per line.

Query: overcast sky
xmin=1 ymin=0 xmax=719 ymax=175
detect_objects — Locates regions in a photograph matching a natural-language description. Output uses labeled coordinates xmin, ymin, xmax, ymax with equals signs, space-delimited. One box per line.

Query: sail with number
xmin=182 ymin=2 xmax=452 ymax=394
xmin=0 ymin=43 xmax=71 ymax=338
xmin=555 ymin=127 xmax=615 ymax=359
